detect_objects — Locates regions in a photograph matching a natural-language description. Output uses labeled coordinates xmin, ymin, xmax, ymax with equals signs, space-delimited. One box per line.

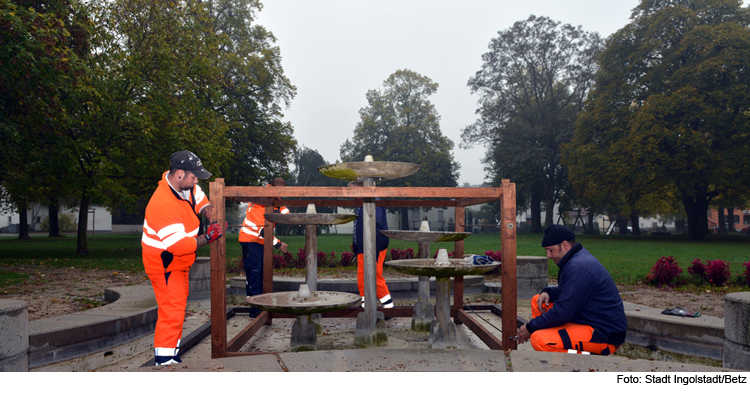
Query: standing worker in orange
xmin=142 ymin=150 xmax=223 ymax=366
xmin=348 ymin=180 xmax=394 ymax=309
xmin=239 ymin=178 xmax=289 ymax=316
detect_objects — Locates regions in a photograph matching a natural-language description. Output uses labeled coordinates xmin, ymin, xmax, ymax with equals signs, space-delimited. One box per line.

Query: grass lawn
xmin=1 ymin=232 xmax=749 ymax=286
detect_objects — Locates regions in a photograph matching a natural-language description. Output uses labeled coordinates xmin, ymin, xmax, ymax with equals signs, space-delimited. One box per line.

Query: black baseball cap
xmin=170 ymin=150 xmax=212 ymax=180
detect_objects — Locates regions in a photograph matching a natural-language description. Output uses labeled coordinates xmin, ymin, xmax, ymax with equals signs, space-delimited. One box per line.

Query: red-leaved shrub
xmin=706 ymin=259 xmax=731 ymax=287
xmin=327 ymin=251 xmax=338 ymax=267
xmin=295 ymin=249 xmax=306 ymax=269
xmin=743 ymin=261 xmax=750 ymax=287
xmin=646 ymin=256 xmax=682 ymax=286
xmin=484 ymin=250 xmax=502 ymax=262
xmin=272 ymin=253 xmax=287 ymax=269
xmin=687 ymin=259 xmax=707 ymax=280
xmin=391 ymin=248 xmax=416 ymax=260
xmin=340 ymin=252 xmax=355 ymax=267
xmin=317 ymin=251 xmax=328 ymax=267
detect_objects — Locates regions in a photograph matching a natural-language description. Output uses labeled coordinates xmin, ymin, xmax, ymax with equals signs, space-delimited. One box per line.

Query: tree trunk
xmin=682 ymin=193 xmax=710 ymax=241
xmin=617 ymin=214 xmax=628 ymax=235
xmin=630 ymin=211 xmax=640 ymax=235
xmin=400 ymin=207 xmax=409 ymax=230
xmin=726 ymin=207 xmax=735 ymax=232
xmin=530 ymin=191 xmax=542 ymax=233
xmin=18 ymin=203 xmax=30 ymax=240
xmin=544 ymin=196 xmax=555 ymax=228
xmin=587 ymin=210 xmax=595 ymax=234
xmin=76 ymin=196 xmax=91 ymax=255
xmin=718 ymin=207 xmax=726 ymax=234
xmin=48 ymin=197 xmax=61 ymax=237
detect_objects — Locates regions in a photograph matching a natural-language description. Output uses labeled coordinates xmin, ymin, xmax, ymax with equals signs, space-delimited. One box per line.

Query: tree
xmin=340 ymin=69 xmax=459 ymax=229
xmin=207 ymin=0 xmax=297 ymax=187
xmin=565 ymin=0 xmax=750 ymax=241
xmin=0 ymin=0 xmax=92 ymax=240
xmin=461 ymin=15 xmax=603 ymax=232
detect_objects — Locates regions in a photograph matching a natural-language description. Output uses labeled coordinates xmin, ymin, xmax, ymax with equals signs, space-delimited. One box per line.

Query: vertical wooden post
xmin=453 ymin=205 xmax=465 ymax=314
xmin=209 ymin=179 xmax=226 ymax=358
xmin=500 ymin=179 xmax=517 ymax=350
xmin=263 ymin=201 xmax=274 ymax=325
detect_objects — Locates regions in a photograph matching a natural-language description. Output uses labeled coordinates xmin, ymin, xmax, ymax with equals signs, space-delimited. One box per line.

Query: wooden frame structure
xmin=208 ymin=178 xmax=518 ymax=358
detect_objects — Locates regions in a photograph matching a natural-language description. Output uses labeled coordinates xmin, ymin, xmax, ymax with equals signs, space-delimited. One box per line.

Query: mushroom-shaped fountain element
xmin=246 ymin=284 xmax=361 ymax=352
xmin=386 ymin=253 xmax=500 ymax=349
xmin=317 ymin=159 xmax=420 ymax=181
xmin=380 ymin=220 xmax=472 ymax=332
xmin=316 ymin=155 xmax=419 ymax=347
xmin=264 ymin=204 xmax=356 ymax=333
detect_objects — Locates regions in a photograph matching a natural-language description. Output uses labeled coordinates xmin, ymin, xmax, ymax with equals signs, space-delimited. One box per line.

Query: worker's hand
xmin=204 ymin=222 xmax=223 ymax=244
xmin=517 ymin=324 xmax=531 ymax=344
xmin=279 ymin=242 xmax=288 ymax=252
xmin=537 ymin=292 xmax=550 ymax=313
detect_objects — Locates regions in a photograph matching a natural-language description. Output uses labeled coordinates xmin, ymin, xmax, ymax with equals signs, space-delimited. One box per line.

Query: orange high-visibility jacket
xmin=238 ymin=202 xmax=289 ymax=246
xmin=142 ymin=171 xmax=210 ymax=275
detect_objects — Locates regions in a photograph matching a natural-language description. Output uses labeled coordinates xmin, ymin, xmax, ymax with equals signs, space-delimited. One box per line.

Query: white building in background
xmin=0 ymin=204 xmax=112 ymax=233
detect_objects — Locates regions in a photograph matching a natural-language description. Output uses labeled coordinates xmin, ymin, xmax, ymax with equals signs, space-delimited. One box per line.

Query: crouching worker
xmin=517 ymin=224 xmax=627 ymax=355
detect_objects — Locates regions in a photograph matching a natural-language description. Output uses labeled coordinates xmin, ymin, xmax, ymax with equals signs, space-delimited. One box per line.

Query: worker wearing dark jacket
xmin=349 ymin=180 xmax=393 ymax=308
xmin=517 ymin=224 xmax=627 ymax=355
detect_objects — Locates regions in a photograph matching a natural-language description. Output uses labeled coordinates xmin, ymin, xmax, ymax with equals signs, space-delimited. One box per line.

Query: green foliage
xmin=462 ymin=15 xmax=603 ymax=231
xmin=40 ymin=213 xmax=77 ymax=232
xmin=565 ymin=0 xmax=750 ymax=241
xmin=340 ymin=69 xmax=459 ymax=188
xmin=1 ymin=0 xmax=297 ymax=254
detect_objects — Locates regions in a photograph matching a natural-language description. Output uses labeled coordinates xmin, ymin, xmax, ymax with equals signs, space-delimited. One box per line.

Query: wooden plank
xmin=456 ymin=197 xmax=501 ymax=208
xmin=279 ymin=199 xmax=456 ymax=208
xmin=209 ymin=178 xmax=227 ymax=358
xmin=223 ymin=186 xmax=503 ymax=199
xmin=456 ymin=310 xmax=503 ymax=350
xmin=500 ymin=179 xmax=517 ymax=350
xmin=227 ymin=312 xmax=269 ymax=352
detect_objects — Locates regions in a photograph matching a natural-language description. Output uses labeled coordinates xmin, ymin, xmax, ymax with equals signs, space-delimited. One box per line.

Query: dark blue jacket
xmin=527 ymin=243 xmax=627 ymax=346
xmin=352 ymin=206 xmax=389 ymax=255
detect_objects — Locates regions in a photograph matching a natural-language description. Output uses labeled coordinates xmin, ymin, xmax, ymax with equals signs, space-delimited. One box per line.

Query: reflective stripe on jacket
xmin=142 ymin=171 xmax=210 ymax=275
xmin=238 ymin=202 xmax=289 ymax=245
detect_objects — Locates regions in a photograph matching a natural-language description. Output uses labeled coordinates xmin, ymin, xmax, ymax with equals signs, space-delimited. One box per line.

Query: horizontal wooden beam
xmin=279 ymin=199 xmax=457 ymax=208
xmin=223 ymin=186 xmax=503 ymax=200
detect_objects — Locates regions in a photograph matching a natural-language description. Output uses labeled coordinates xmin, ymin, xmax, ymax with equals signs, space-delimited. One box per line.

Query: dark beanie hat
xmin=542 ymin=224 xmax=575 ymax=247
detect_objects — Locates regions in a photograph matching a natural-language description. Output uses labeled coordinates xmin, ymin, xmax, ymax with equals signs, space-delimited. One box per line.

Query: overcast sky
xmin=253 ymin=1 xmax=642 ymax=185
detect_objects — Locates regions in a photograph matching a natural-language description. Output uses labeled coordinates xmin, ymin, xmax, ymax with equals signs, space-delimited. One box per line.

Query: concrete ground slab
xmin=277 ymin=348 xmax=507 ymax=372
xmin=508 ymin=349 xmax=741 ymax=373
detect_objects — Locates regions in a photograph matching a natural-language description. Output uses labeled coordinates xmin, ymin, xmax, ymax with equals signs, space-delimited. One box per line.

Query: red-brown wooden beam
xmin=500 ymin=179 xmax=517 ymax=350
xmin=223 ymin=186 xmax=503 ymax=199
xmin=278 ymin=199 xmax=457 ymax=208
xmin=209 ymin=178 xmax=227 ymax=359
xmin=456 ymin=310 xmax=504 ymax=350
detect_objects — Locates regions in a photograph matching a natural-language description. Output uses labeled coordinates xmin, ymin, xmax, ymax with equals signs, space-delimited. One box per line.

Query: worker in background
xmin=348 ymin=180 xmax=394 ymax=309
xmin=239 ymin=178 xmax=289 ymax=317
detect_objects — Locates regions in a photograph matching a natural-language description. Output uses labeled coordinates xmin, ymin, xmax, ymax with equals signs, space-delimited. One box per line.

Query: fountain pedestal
xmin=386 ymin=256 xmax=499 ymax=349
xmin=264 ymin=206 xmax=356 ymax=334
xmin=246 ymin=285 xmax=361 ymax=352
xmin=380 ymin=225 xmax=471 ymax=332
xmin=318 ymin=156 xmax=419 ymax=347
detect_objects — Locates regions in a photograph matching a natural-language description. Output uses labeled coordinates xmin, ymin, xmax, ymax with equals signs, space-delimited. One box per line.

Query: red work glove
xmin=204 ymin=222 xmax=223 ymax=243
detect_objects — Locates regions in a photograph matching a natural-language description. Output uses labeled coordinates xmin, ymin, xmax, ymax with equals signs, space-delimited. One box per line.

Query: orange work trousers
xmin=356 ymin=250 xmax=391 ymax=302
xmin=148 ymin=269 xmax=190 ymax=357
xmin=529 ymin=294 xmax=619 ymax=355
